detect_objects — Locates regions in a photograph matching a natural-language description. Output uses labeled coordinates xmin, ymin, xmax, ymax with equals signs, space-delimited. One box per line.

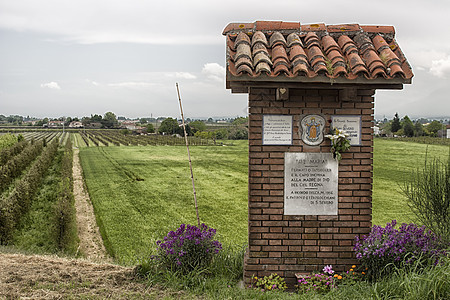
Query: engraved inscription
xmin=284 ymin=153 xmax=338 ymax=215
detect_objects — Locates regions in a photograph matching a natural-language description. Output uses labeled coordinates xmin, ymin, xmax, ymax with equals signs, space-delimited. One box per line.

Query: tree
xmin=414 ymin=121 xmax=424 ymax=137
xmin=36 ymin=117 xmax=49 ymax=127
xmin=103 ymin=112 xmax=119 ymax=128
xmin=402 ymin=115 xmax=414 ymax=137
xmin=426 ymin=120 xmax=444 ymax=137
xmin=215 ymin=128 xmax=228 ymax=139
xmin=158 ymin=117 xmax=181 ymax=135
xmin=91 ymin=114 xmax=103 ymax=122
xmin=146 ymin=123 xmax=155 ymax=133
xmin=7 ymin=115 xmax=23 ymax=125
xmin=232 ymin=116 xmax=248 ymax=126
xmin=189 ymin=120 xmax=206 ymax=133
xmin=64 ymin=117 xmax=73 ymax=126
xmin=391 ymin=113 xmax=401 ymax=133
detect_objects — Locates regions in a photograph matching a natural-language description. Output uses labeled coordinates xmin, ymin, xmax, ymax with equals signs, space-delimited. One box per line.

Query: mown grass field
xmin=79 ymin=138 xmax=450 ymax=264
xmin=79 ymin=140 xmax=248 ymax=263
xmin=373 ymin=138 xmax=449 ymax=226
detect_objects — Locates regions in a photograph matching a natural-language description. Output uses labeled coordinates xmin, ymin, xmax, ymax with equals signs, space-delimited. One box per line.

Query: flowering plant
xmin=333 ymin=265 xmax=366 ymax=286
xmin=153 ymin=223 xmax=222 ymax=273
xmin=295 ymin=265 xmax=336 ymax=294
xmin=354 ymin=220 xmax=448 ymax=280
xmin=325 ymin=128 xmax=350 ymax=160
xmin=296 ymin=265 xmax=367 ymax=294
xmin=250 ymin=273 xmax=287 ymax=292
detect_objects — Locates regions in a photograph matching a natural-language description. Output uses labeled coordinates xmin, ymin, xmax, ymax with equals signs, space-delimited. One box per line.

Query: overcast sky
xmin=0 ymin=0 xmax=449 ymax=120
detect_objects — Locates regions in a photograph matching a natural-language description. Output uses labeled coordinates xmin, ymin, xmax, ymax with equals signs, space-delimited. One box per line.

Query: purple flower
xmin=153 ymin=223 xmax=222 ymax=272
xmin=354 ymin=220 xmax=448 ymax=278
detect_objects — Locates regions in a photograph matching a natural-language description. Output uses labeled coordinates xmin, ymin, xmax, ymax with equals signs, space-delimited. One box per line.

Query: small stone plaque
xmin=263 ymin=115 xmax=293 ymax=145
xmin=331 ymin=115 xmax=362 ymax=146
xmin=284 ymin=153 xmax=338 ymax=215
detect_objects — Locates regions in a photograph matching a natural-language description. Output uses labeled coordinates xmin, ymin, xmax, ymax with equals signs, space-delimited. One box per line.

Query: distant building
xmin=120 ymin=121 xmax=139 ymax=130
xmin=47 ymin=121 xmax=64 ymax=127
xmin=69 ymin=121 xmax=83 ymax=128
xmin=86 ymin=122 xmax=102 ymax=129
xmin=447 ymin=125 xmax=450 ymax=139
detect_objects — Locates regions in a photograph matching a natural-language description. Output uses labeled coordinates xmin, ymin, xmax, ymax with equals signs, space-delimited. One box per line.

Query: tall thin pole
xmin=176 ymin=83 xmax=200 ymax=227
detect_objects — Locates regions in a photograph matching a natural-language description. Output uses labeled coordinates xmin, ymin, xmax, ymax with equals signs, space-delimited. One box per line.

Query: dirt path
xmin=0 ymin=253 xmax=182 ymax=299
xmin=73 ymin=148 xmax=109 ymax=261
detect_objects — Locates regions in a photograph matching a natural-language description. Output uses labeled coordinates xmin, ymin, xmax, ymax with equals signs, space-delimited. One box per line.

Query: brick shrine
xmin=222 ymin=21 xmax=413 ymax=286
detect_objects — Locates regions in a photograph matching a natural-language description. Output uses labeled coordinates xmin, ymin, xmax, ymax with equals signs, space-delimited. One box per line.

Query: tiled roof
xmin=223 ymin=21 xmax=413 ymax=86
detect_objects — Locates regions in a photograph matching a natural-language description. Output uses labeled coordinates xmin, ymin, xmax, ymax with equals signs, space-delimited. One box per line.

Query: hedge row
xmin=0 ymin=140 xmax=44 ymax=194
xmin=56 ymin=139 xmax=78 ymax=253
xmin=79 ymin=132 xmax=91 ymax=147
xmin=0 ymin=133 xmax=18 ymax=151
xmin=86 ymin=132 xmax=109 ymax=146
xmin=94 ymin=131 xmax=120 ymax=146
xmin=0 ymin=139 xmax=28 ymax=166
xmin=0 ymin=140 xmax=59 ymax=244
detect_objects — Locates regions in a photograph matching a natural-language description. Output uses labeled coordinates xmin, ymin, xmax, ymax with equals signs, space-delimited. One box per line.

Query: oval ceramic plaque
xmin=300 ymin=114 xmax=325 ymax=146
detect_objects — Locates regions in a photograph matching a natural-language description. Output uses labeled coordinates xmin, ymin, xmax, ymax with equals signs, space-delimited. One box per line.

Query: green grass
xmin=80 ymin=138 xmax=450 ymax=264
xmin=138 ymin=255 xmax=450 ymax=299
xmin=79 ymin=141 xmax=248 ymax=263
xmin=372 ymin=138 xmax=449 ymax=226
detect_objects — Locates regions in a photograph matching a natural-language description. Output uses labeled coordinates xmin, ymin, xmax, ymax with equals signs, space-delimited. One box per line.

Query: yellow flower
xmin=337 ymin=275 xmax=342 ymax=280
xmin=334 ymin=274 xmax=338 ymax=278
xmin=362 ymin=272 xmax=366 ymax=275
xmin=352 ymin=265 xmax=356 ymax=269
xmin=267 ymin=286 xmax=271 ymax=290
xmin=353 ymin=272 xmax=356 ymax=275
xmin=349 ymin=269 xmax=354 ymax=272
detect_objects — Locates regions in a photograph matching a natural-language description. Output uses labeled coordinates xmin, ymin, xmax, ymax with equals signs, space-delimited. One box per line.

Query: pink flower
xmin=323 ymin=265 xmax=334 ymax=274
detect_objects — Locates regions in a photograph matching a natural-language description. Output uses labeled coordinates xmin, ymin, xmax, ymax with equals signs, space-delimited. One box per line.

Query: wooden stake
xmin=176 ymin=83 xmax=200 ymax=227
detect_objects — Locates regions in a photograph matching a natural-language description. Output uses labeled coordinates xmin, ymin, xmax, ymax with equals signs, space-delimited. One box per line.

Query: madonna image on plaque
xmin=300 ymin=115 xmax=326 ymax=146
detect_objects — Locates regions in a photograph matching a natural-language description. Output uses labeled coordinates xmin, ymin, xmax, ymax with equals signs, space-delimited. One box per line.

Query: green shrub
xmin=296 ymin=272 xmax=335 ymax=294
xmin=402 ymin=151 xmax=450 ymax=241
xmin=250 ymin=273 xmax=287 ymax=292
xmin=0 ymin=140 xmax=44 ymax=193
xmin=56 ymin=139 xmax=78 ymax=254
xmin=151 ymin=223 xmax=222 ymax=274
xmin=0 ymin=140 xmax=58 ymax=244
xmin=136 ymin=244 xmax=245 ymax=295
xmin=0 ymin=139 xmax=28 ymax=166
xmin=0 ymin=133 xmax=17 ymax=150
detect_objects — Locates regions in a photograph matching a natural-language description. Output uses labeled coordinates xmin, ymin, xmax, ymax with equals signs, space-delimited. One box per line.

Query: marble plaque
xmin=263 ymin=115 xmax=293 ymax=145
xmin=284 ymin=152 xmax=338 ymax=215
xmin=331 ymin=115 xmax=362 ymax=146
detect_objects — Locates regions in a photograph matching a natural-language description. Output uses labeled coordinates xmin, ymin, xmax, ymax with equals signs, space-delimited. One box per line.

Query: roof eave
xmin=226 ymin=72 xmax=410 ymax=93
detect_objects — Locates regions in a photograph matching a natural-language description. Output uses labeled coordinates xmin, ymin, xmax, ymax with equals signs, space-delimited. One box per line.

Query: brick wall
xmin=245 ymin=87 xmax=375 ymax=286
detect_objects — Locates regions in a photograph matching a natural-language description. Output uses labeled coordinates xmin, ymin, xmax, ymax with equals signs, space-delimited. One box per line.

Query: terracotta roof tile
xmin=301 ymin=23 xmax=326 ymax=32
xmin=251 ymin=31 xmax=269 ymax=47
xmin=287 ymin=33 xmax=303 ymax=47
xmin=322 ymin=35 xmax=340 ymax=55
xmin=269 ymin=32 xmax=287 ymax=47
xmin=254 ymin=21 xmax=301 ymax=32
xmin=223 ymin=21 xmax=413 ymax=85
xmin=327 ymin=24 xmax=361 ymax=33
